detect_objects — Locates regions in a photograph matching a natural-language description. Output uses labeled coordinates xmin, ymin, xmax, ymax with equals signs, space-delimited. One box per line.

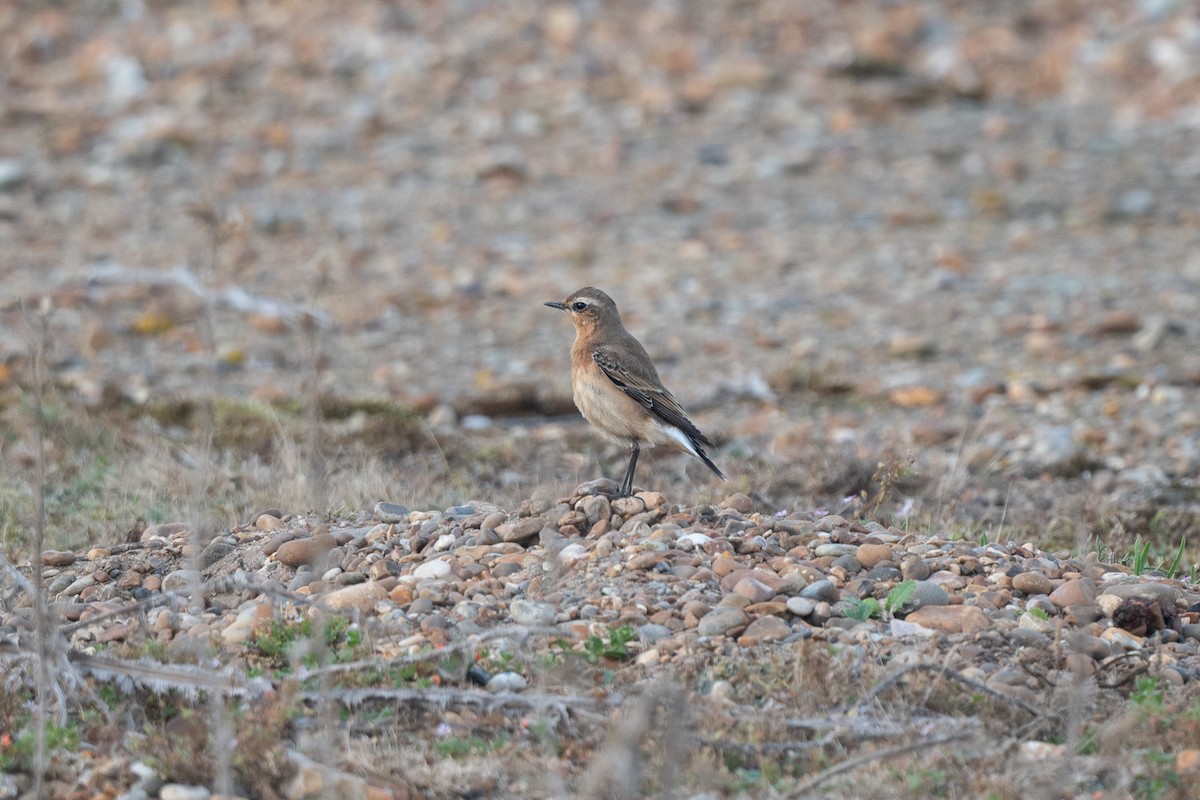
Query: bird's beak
xmin=544 ymin=301 xmax=567 ymax=311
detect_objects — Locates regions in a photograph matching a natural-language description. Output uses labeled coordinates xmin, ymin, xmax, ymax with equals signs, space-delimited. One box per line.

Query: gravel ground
xmin=2 ymin=0 xmax=1199 ymax=537
xmin=14 ymin=482 xmax=1200 ymax=799
xmin=3 ymin=1 xmax=1200 ymax=797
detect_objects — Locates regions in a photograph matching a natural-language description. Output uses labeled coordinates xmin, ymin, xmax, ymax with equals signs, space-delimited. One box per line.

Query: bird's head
xmin=544 ymin=287 xmax=621 ymax=332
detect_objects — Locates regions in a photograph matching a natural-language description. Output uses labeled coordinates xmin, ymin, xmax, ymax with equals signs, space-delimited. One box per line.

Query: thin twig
xmin=786 ymin=733 xmax=966 ymax=798
xmin=855 ymin=662 xmax=1042 ymax=719
xmin=294 ymin=624 xmax=558 ymax=680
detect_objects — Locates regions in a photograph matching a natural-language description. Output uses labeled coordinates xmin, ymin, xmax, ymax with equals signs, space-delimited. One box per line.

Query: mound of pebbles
xmin=29 ymin=481 xmax=1200 ymax=698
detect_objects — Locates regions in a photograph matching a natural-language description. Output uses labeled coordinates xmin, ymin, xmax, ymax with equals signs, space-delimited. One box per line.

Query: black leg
xmin=620 ymin=446 xmax=640 ymax=497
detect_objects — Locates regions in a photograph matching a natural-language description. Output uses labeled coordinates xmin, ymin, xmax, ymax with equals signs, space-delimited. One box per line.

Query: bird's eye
xmin=571 ymin=300 xmax=588 ymax=311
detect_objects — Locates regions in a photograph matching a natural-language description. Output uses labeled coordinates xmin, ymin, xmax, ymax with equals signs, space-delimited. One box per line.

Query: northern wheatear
xmin=545 ymin=287 xmax=725 ymax=496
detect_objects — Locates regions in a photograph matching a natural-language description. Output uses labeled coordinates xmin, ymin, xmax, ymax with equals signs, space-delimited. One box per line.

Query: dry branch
xmin=785 ymin=732 xmax=969 ymax=798
xmin=856 ymin=662 xmax=1042 ymax=719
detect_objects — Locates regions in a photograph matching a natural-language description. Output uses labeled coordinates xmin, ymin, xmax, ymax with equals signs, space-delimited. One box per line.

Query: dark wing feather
xmin=591 ymin=347 xmax=715 ymax=450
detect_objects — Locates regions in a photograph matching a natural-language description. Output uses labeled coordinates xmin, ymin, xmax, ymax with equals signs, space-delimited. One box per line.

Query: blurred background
xmin=1 ymin=0 xmax=1198 ymax=555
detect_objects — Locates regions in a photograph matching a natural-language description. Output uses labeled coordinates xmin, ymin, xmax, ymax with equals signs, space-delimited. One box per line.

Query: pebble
xmin=737 ymin=615 xmax=791 ymax=646
xmin=142 ymin=523 xmax=189 ymax=542
xmin=1017 ymin=612 xmax=1056 ymax=635
xmin=373 ymin=502 xmax=410 ymax=523
xmin=1011 ymin=572 xmax=1053 ymax=595
xmin=509 ymin=599 xmax=557 ymax=627
xmin=732 ymin=577 xmax=776 ymax=604
xmin=486 ymin=671 xmax=528 ymax=693
xmin=638 ymin=623 xmax=673 ymax=644
xmin=42 ymin=550 xmax=76 ymax=567
xmin=321 ymin=581 xmax=388 ymax=613
xmin=901 ymin=557 xmax=931 ymax=581
xmin=275 ymin=536 xmax=333 ymax=568
xmin=799 ymin=579 xmax=840 ymax=603
xmin=719 ymin=493 xmax=753 ymax=513
xmin=1101 ymin=626 xmax=1145 ymax=650
xmin=255 ymin=513 xmax=284 ymax=531
xmin=814 ymin=543 xmax=858 ymax=558
xmin=1048 ymin=579 xmax=1096 ymax=609
xmin=1100 ymin=582 xmax=1185 ymax=607
xmin=413 ymin=560 xmax=452 ymax=580
xmin=161 ymin=570 xmax=202 ymax=593
xmin=159 ymin=786 xmax=210 ymax=800
xmin=0 ymin=159 xmax=28 ymax=190
xmin=855 ymin=543 xmax=892 ymax=568
xmin=904 ymin=605 xmax=989 ymax=634
xmin=904 ymin=581 xmax=950 ymax=611
xmin=499 ymin=516 xmax=547 ymax=544
xmin=697 ymin=606 xmax=749 ymax=637
xmin=786 ymin=596 xmax=816 ymax=617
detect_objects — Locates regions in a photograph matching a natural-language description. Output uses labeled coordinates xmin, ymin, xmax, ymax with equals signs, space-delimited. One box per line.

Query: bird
xmin=545 ymin=287 xmax=725 ymax=497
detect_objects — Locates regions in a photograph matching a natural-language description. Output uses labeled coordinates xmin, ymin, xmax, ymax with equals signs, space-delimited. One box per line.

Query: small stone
xmin=1111 ymin=190 xmax=1155 ymax=219
xmin=696 ymin=606 xmax=749 ymax=637
xmin=1018 ymin=612 xmax=1056 ymax=634
xmin=638 ymin=623 xmax=673 ymax=644
xmin=509 ymin=599 xmax=557 ymax=627
xmin=737 ymin=615 xmax=791 ymax=646
xmin=142 ymin=522 xmax=188 ymax=542
xmin=901 ymin=557 xmax=931 ymax=581
xmin=904 ymin=581 xmax=950 ymax=611
xmin=903 ymin=605 xmax=990 ymax=634
xmin=831 ymin=555 xmax=862 ymax=574
xmin=1064 ymin=653 xmax=1097 ymax=677
xmin=611 ymin=496 xmax=645 ymax=517
xmin=679 ymin=532 xmax=712 ymax=548
xmin=486 ymin=671 xmax=528 ymax=693
xmin=255 ymin=513 xmax=284 ymax=531
xmin=627 ymin=552 xmax=664 ymax=571
xmin=1177 ymin=750 xmax=1200 ymax=776
xmin=1011 ymin=572 xmax=1053 ymax=595
xmin=637 ymin=491 xmax=666 ymax=510
xmin=1101 ymin=626 xmax=1144 ymax=650
xmin=799 ymin=579 xmax=839 ymax=603
xmin=556 ymin=543 xmax=588 ymax=567
xmin=888 ymin=332 xmax=937 ymax=358
xmin=159 ymin=786 xmax=210 ymax=800
xmin=1100 ymin=582 xmax=1184 ymax=607
xmin=786 ymin=596 xmax=815 ymax=617
xmin=814 ymin=543 xmax=857 ymax=557
xmin=1048 ymin=579 xmax=1096 ymax=609
xmin=199 ymin=538 xmax=234 ymax=569
xmin=499 ymin=516 xmax=548 ymax=544
xmin=1096 ymin=594 xmax=1124 ymax=617
xmin=576 ymin=478 xmax=619 ymax=496
xmin=221 ymin=617 xmax=256 ymax=646
xmin=855 ymin=544 xmax=892 ymax=568
xmin=374 ymin=502 xmax=410 ymax=523
xmin=98 ymin=623 xmax=131 ymax=643
xmin=413 ymin=560 xmax=452 ymax=580
xmin=745 ymin=601 xmax=788 ymax=616
xmin=887 ymin=618 xmax=934 ymax=637
xmin=732 ymin=577 xmax=776 ymax=604
xmin=0 ymin=159 xmax=28 ymax=190
xmin=321 ymin=581 xmax=387 ymax=613
xmin=275 ymin=536 xmax=333 ymax=568
xmin=1030 ymin=425 xmax=1077 ymax=471
xmin=579 ymin=495 xmax=611 ymax=526
xmin=161 ymin=569 xmax=202 ymax=593
xmin=719 ymin=493 xmax=752 ymax=514
xmin=42 ymin=550 xmax=76 ymax=567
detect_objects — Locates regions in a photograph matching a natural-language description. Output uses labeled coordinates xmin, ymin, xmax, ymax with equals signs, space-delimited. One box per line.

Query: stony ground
xmin=9 ymin=482 xmax=1200 ymax=799
xmin=2 ymin=0 xmax=1200 ymax=798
